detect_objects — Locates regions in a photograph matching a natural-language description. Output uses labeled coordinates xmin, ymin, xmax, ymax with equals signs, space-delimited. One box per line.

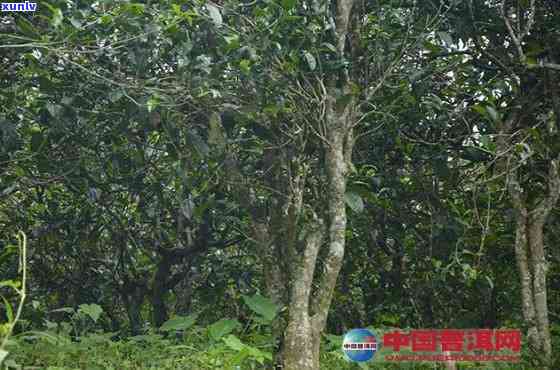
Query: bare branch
xmin=335 ymin=0 xmax=355 ymax=56
xmin=528 ymin=62 xmax=560 ymax=72
xmin=500 ymin=0 xmax=536 ymax=64
xmin=522 ymin=0 xmax=537 ymax=39
xmin=531 ymin=158 xmax=560 ymax=222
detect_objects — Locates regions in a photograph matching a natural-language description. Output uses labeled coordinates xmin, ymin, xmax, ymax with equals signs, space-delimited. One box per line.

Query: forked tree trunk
xmin=498 ymin=107 xmax=560 ymax=366
xmin=225 ymin=1 xmax=356 ymax=366
xmin=507 ymin=161 xmax=560 ymax=365
xmin=281 ymin=1 xmax=355 ymax=368
xmin=282 ymin=72 xmax=354 ymax=370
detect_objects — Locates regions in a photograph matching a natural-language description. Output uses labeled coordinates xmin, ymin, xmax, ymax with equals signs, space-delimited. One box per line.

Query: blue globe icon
xmin=342 ymin=328 xmax=379 ymax=362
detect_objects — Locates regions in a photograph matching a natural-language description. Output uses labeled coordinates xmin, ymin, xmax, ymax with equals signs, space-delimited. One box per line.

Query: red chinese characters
xmin=495 ymin=330 xmax=521 ymax=352
xmin=383 ymin=331 xmax=410 ymax=351
xmin=467 ymin=329 xmax=494 ymax=351
xmin=440 ymin=330 xmax=464 ymax=352
xmin=411 ymin=330 xmax=437 ymax=352
xmin=382 ymin=329 xmax=521 ymax=354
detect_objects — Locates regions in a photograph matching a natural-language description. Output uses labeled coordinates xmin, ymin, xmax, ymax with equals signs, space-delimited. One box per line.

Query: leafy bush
xmin=3 ymin=294 xmax=276 ymax=369
xmin=0 ymin=232 xmax=27 ymax=367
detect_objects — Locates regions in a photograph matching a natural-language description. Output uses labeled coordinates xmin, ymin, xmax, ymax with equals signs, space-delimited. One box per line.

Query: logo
xmin=1 ymin=1 xmax=37 ymax=12
xmin=342 ymin=328 xmax=379 ymax=362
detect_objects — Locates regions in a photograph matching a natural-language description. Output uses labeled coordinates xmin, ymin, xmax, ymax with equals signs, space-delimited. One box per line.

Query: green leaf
xmin=303 ymin=51 xmax=316 ymax=71
xmin=0 ymin=349 xmax=8 ymax=366
xmin=423 ymin=41 xmax=442 ymax=54
xmin=206 ymin=3 xmax=222 ymax=27
xmin=485 ymin=106 xmax=500 ymax=123
xmin=69 ymin=17 xmax=83 ymax=29
xmin=358 ymin=361 xmax=369 ymax=369
xmin=208 ymin=319 xmax=240 ymax=341
xmin=21 ymin=330 xmax=70 ymax=345
xmin=223 ymin=334 xmax=245 ymax=351
xmin=224 ymin=35 xmax=240 ymax=51
xmin=51 ymin=307 xmax=75 ymax=314
xmin=0 ymin=280 xmax=20 ymax=289
xmin=325 ymin=334 xmax=343 ymax=349
xmin=180 ymin=197 xmax=195 ymax=220
xmin=16 ymin=17 xmax=38 ymax=36
xmin=526 ymin=56 xmax=537 ymax=66
xmin=239 ymin=59 xmax=251 ymax=74
xmin=44 ymin=3 xmax=63 ymax=28
xmin=52 ymin=8 xmax=64 ymax=28
xmin=128 ymin=334 xmax=163 ymax=342
xmin=263 ymin=105 xmax=280 ymax=117
xmin=100 ymin=14 xmax=112 ymax=25
xmin=242 ymin=294 xmax=278 ymax=321
xmin=1 ymin=296 xmax=13 ymax=322
xmin=321 ymin=42 xmax=337 ymax=53
xmin=46 ymin=103 xmax=63 ymax=118
xmin=245 ymin=345 xmax=273 ymax=364
xmin=0 ymin=245 xmax=17 ymax=266
xmin=345 ymin=192 xmax=364 ymax=213
xmin=281 ymin=0 xmax=297 ymax=10
xmin=30 ymin=130 xmax=44 ymax=153
xmin=160 ymin=314 xmax=197 ymax=331
xmin=171 ymin=4 xmax=182 ymax=15
xmin=109 ymin=90 xmax=124 ymax=102
xmin=472 ymin=104 xmax=487 ymax=117
xmin=124 ymin=3 xmax=146 ymax=15
xmin=485 ymin=276 xmax=494 ymax=290
xmin=188 ymin=130 xmax=210 ymax=157
xmin=437 ymin=31 xmax=453 ymax=46
xmin=78 ymin=303 xmax=103 ymax=323
xmin=147 ymin=96 xmax=159 ymax=113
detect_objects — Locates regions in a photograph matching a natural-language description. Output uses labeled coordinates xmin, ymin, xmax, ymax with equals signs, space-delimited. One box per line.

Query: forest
xmin=1 ymin=0 xmax=560 ymax=369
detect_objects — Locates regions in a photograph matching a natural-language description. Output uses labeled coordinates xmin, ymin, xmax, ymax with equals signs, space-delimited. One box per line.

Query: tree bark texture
xmin=497 ymin=107 xmax=560 ymax=365
xmin=281 ymin=1 xmax=355 ymax=368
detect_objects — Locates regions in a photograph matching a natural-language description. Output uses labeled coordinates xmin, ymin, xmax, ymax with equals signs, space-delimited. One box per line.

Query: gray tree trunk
xmin=280 ymin=1 xmax=356 ymax=368
xmin=498 ymin=110 xmax=560 ymax=366
xmin=225 ymin=1 xmax=356 ymax=367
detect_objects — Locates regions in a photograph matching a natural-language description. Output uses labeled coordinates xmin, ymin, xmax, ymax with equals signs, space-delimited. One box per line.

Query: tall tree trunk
xmin=528 ymin=216 xmax=552 ymax=359
xmin=281 ymin=95 xmax=352 ymax=370
xmin=281 ymin=1 xmax=355 ymax=368
xmin=508 ymin=163 xmax=560 ymax=366
xmin=280 ymin=98 xmax=353 ymax=369
xmin=224 ymin=2 xmax=356 ymax=367
xmin=496 ymin=102 xmax=560 ymax=366
xmin=173 ymin=272 xmax=194 ymax=315
xmin=282 ymin=218 xmax=325 ymax=369
xmin=121 ymin=279 xmax=147 ymax=335
xmin=252 ymin=220 xmax=288 ymax=365
xmin=151 ymin=255 xmax=172 ymax=327
xmin=511 ymin=199 xmax=539 ymax=350
xmin=127 ymin=299 xmax=144 ymax=335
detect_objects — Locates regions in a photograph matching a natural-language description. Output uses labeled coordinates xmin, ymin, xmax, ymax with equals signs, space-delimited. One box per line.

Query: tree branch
xmin=528 ymin=62 xmax=560 ymax=72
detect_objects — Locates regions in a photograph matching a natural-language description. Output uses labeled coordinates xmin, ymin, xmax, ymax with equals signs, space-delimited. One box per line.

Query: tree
xmin=442 ymin=0 xmax=560 ymax=365
xmin=210 ymin=0 xmax=443 ymax=367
